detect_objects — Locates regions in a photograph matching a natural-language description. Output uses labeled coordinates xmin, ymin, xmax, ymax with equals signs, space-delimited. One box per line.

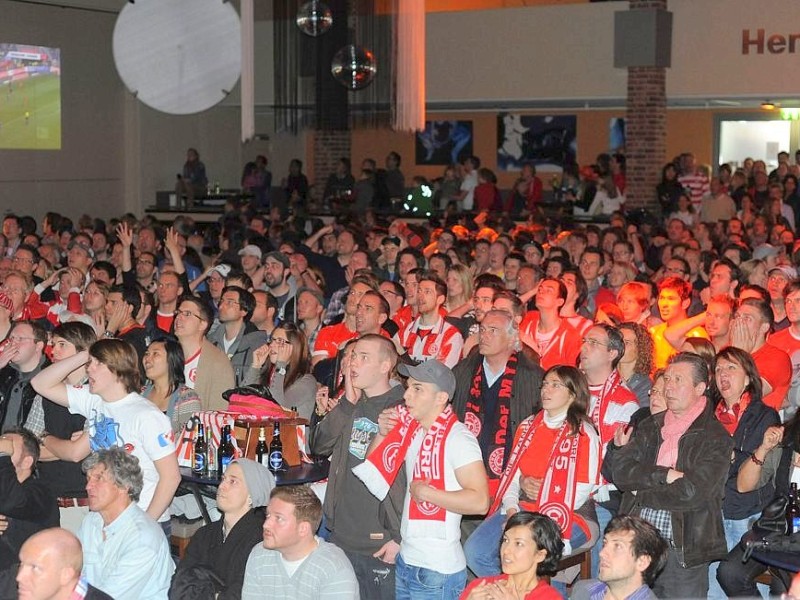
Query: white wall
xmin=426 ymin=0 xmax=800 ymax=104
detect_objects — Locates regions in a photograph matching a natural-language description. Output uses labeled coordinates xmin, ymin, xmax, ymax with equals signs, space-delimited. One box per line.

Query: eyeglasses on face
xmin=176 ymin=310 xmax=203 ymax=320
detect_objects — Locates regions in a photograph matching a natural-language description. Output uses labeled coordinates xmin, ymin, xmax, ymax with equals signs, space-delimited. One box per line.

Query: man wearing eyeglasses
xmin=579 ymin=323 xmax=640 ymax=577
xmin=173 ymin=297 xmax=234 ymax=412
xmin=11 ymin=244 xmax=41 ymax=285
xmin=0 ymin=321 xmax=48 ymax=432
xmin=208 ymin=286 xmax=269 ymax=386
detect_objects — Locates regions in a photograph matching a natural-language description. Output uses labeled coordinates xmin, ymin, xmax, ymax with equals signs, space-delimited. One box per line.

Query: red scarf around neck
xmin=352 ymin=404 xmax=458 ymax=527
xmin=490 ymin=412 xmax=581 ymax=536
xmin=589 ymin=369 xmax=623 ymax=446
xmin=464 ymin=353 xmax=518 ymax=485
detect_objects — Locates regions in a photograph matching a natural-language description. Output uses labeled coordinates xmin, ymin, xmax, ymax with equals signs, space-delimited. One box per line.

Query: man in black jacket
xmin=0 ymin=428 xmax=58 ymax=572
xmin=0 ymin=321 xmax=48 ymax=433
xmin=452 ymin=310 xmax=542 ymax=498
xmin=17 ymin=527 xmax=113 ymax=600
xmin=613 ymin=352 xmax=733 ymax=599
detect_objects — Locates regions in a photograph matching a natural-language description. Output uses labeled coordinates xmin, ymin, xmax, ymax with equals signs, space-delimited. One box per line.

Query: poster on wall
xmin=415 ymin=120 xmax=473 ymax=166
xmin=610 ymin=118 xmax=625 ymax=153
xmin=496 ymin=113 xmax=577 ymax=172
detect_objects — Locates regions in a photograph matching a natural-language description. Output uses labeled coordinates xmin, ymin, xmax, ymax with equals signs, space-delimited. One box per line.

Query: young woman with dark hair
xmin=461 ymin=512 xmax=564 ymax=600
xmin=142 ymin=337 xmax=201 ymax=434
xmin=464 ymin=365 xmax=600 ymax=577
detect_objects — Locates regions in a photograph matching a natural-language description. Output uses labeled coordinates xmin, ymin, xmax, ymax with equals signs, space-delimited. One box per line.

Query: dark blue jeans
xmin=395 ymin=554 xmax=466 ymax=600
xmin=464 ymin=511 xmax=588 ymax=577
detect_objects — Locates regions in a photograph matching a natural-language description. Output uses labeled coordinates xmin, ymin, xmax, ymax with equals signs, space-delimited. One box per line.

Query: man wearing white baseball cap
xmin=354 ymin=359 xmax=489 ymax=599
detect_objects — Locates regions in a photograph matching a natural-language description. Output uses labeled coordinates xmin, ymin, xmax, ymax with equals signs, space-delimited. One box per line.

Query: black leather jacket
xmin=613 ymin=404 xmax=733 ymax=568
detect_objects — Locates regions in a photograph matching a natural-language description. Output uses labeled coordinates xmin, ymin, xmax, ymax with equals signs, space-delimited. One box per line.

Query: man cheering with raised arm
xmin=354 ymin=359 xmax=490 ymax=599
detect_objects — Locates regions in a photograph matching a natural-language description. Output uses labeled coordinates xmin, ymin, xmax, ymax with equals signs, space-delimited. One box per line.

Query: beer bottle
xmin=218 ymin=425 xmax=234 ymax=475
xmin=193 ymin=424 xmax=207 ymax=475
xmin=787 ymin=482 xmax=800 ymax=535
xmin=268 ymin=421 xmax=283 ymax=473
xmin=207 ymin=439 xmax=217 ymax=478
xmin=256 ymin=427 xmax=269 ymax=467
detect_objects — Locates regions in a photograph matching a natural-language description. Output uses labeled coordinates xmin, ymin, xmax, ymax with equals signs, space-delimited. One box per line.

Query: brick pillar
xmin=624 ymin=0 xmax=668 ymax=212
xmin=311 ymin=130 xmax=351 ymax=204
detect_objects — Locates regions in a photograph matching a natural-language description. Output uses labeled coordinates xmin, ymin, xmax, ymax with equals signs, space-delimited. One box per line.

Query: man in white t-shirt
xmin=355 ymin=360 xmax=490 ymax=599
xmin=456 ymin=156 xmax=479 ymax=211
xmin=32 ymin=339 xmax=180 ymax=524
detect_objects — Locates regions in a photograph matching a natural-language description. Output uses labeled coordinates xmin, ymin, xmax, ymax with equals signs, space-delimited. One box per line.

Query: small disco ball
xmin=331 ymin=45 xmax=376 ymax=90
xmin=296 ymin=1 xmax=333 ymax=37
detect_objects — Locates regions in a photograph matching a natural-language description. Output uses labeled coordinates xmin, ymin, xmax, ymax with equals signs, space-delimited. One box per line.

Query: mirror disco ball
xmin=296 ymin=1 xmax=333 ymax=37
xmin=331 ymin=45 xmax=376 ymax=90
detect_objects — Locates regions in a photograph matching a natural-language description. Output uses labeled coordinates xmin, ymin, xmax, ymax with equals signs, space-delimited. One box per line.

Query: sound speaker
xmin=614 ymin=8 xmax=673 ymax=68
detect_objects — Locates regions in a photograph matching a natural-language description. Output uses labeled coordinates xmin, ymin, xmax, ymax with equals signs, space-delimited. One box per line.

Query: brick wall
xmin=625 ymin=0 xmax=667 ymax=212
xmin=311 ymin=130 xmax=351 ymax=203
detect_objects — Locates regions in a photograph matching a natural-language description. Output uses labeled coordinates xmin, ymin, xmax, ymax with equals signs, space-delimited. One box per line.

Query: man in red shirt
xmin=519 ymin=278 xmax=581 ymax=370
xmin=398 ymin=271 xmax=463 ymax=367
xmin=768 ymin=280 xmax=800 ymax=412
xmin=732 ymin=297 xmax=791 ymax=411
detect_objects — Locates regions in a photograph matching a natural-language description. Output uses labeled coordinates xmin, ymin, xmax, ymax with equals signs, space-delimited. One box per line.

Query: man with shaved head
xmin=17 ymin=527 xmax=112 ymax=599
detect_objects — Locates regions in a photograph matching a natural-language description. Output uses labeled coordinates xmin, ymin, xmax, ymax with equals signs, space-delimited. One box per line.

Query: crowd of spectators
xmin=3 ymin=147 xmax=800 ymax=599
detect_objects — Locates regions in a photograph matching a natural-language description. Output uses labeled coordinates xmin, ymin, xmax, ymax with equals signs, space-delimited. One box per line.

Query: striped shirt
xmin=678 ymin=172 xmax=710 ymax=208
xmin=399 ymin=315 xmax=464 ymax=367
xmin=242 ymin=538 xmax=360 ymax=599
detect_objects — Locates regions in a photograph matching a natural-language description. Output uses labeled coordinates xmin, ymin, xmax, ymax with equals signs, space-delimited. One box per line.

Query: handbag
xmin=741 ymin=495 xmax=800 ymax=561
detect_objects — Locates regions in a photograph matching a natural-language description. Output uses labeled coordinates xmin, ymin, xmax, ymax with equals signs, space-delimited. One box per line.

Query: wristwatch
xmin=102 ymin=330 xmax=114 ymax=339
xmin=38 ymin=431 xmax=50 ymax=446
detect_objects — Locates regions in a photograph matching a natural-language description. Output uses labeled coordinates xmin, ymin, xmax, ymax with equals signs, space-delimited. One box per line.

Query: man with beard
xmin=262 ymin=251 xmax=297 ymax=324
xmin=209 ymin=286 xmax=269 ymax=386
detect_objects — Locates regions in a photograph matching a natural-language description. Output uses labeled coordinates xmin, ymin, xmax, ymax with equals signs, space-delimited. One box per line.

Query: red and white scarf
xmin=464 ymin=354 xmax=518 ymax=488
xmin=352 ymin=404 xmax=457 ymax=533
xmin=589 ymin=369 xmax=624 ymax=447
xmin=490 ymin=412 xmax=581 ymax=536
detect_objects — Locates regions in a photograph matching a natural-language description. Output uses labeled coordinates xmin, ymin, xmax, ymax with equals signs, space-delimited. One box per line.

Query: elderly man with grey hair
xmin=77 ymin=448 xmax=174 ymax=600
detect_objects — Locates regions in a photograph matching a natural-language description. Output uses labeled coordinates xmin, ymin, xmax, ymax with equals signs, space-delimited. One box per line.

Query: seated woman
xmin=710 ymin=348 xmax=780 ymax=597
xmin=461 ymin=512 xmax=563 ymax=600
xmin=464 ymin=365 xmax=600 ymax=577
xmin=244 ymin=322 xmax=316 ymax=421
xmin=142 ymin=337 xmax=202 ymax=434
xmin=716 ymin=411 xmax=800 ymax=596
xmin=170 ymin=458 xmax=275 ymax=600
